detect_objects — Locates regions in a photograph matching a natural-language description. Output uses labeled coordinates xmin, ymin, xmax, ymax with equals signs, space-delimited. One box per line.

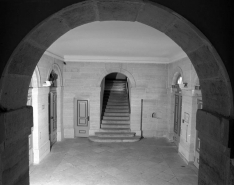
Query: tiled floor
xmin=30 ymin=138 xmax=198 ymax=185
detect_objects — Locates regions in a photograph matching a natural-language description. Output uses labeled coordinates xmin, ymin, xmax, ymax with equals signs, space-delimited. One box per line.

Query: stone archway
xmin=97 ymin=68 xmax=136 ymax=88
xmin=1 ymin=1 xmax=232 ymax=116
xmin=0 ymin=1 xmax=233 ymax=185
xmin=46 ymin=63 xmax=63 ymax=87
xmin=171 ymin=67 xmax=184 ymax=86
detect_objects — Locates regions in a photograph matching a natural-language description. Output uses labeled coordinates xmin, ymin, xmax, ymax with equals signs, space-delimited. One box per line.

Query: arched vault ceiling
xmin=47 ymin=21 xmax=186 ymax=63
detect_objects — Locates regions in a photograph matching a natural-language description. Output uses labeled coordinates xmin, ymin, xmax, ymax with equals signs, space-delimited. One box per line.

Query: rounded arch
xmin=97 ymin=68 xmax=136 ymax=88
xmin=191 ymin=72 xmax=200 ymax=88
xmin=46 ymin=63 xmax=63 ymax=87
xmin=0 ymin=0 xmax=232 ymax=116
xmin=171 ymin=67 xmax=184 ymax=85
xmin=31 ymin=66 xmax=41 ymax=88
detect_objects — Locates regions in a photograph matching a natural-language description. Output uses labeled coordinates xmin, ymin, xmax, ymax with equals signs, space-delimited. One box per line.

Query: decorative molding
xmin=43 ymin=51 xmax=187 ymax=64
xmin=63 ymin=55 xmax=187 ymax=64
xmin=169 ymin=53 xmax=188 ymax=62
xmin=44 ymin=50 xmax=64 ymax=61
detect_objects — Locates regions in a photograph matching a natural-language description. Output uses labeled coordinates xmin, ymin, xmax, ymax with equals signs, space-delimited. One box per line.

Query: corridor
xmin=30 ymin=138 xmax=198 ymax=185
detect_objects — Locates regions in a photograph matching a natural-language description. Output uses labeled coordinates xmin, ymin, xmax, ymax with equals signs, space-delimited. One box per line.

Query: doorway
xmin=49 ymin=88 xmax=57 ymax=147
xmin=27 ymin=85 xmax=33 ymax=165
xmin=173 ymin=76 xmax=183 ymax=147
xmin=194 ymin=98 xmax=202 ymax=168
xmin=48 ymin=70 xmax=58 ymax=148
xmin=74 ymin=99 xmax=90 ymax=137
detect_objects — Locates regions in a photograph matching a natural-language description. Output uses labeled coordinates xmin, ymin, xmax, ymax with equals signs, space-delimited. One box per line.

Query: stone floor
xmin=30 ymin=138 xmax=198 ymax=185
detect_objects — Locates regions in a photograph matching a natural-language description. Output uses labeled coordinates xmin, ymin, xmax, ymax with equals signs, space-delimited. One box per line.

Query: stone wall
xmin=30 ymin=53 xmax=64 ymax=164
xmin=0 ymin=1 xmax=233 ymax=185
xmin=63 ymin=62 xmax=168 ymax=138
xmin=167 ymin=56 xmax=201 ymax=163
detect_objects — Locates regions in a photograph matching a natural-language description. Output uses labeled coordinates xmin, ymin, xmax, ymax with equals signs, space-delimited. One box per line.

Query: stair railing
xmin=126 ymin=80 xmax=131 ymax=113
xmin=140 ymin=99 xmax=144 ymax=139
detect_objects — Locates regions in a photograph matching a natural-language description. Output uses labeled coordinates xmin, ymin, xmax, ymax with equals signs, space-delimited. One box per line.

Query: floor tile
xmin=30 ymin=138 xmax=198 ymax=185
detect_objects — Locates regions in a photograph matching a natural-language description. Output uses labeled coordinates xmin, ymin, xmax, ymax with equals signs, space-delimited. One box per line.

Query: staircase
xmin=89 ymin=80 xmax=141 ymax=142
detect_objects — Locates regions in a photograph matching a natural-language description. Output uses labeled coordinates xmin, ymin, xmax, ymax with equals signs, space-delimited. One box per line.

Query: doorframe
xmin=74 ymin=98 xmax=90 ymax=137
xmin=194 ymin=98 xmax=202 ymax=168
xmin=49 ymin=86 xmax=57 ymax=147
xmin=173 ymin=91 xmax=182 ymax=147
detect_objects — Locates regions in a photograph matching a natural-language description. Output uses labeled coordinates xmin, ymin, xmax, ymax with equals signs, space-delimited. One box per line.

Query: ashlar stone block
xmin=200 ymin=79 xmax=231 ymax=117
xmin=8 ymin=41 xmax=44 ymax=76
xmin=137 ymin=2 xmax=176 ymax=32
xmin=59 ymin=2 xmax=97 ymax=29
xmin=197 ymin=109 xmax=232 ymax=151
xmin=188 ymin=45 xmax=221 ymax=80
xmin=97 ymin=1 xmax=142 ymax=21
xmin=29 ymin=17 xmax=70 ymax=48
xmin=165 ymin=18 xmax=204 ymax=54
xmin=0 ymin=75 xmax=32 ymax=110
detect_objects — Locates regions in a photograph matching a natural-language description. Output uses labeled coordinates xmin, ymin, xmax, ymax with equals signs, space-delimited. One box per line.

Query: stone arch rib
xmin=97 ymin=68 xmax=136 ymax=88
xmin=0 ymin=0 xmax=232 ymax=117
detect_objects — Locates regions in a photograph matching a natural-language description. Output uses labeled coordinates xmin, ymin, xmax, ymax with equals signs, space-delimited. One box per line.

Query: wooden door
xmin=75 ymin=100 xmax=89 ymax=137
xmin=27 ymin=90 xmax=33 ymax=165
xmin=49 ymin=91 xmax=57 ymax=147
xmin=173 ymin=94 xmax=182 ymax=146
xmin=194 ymin=99 xmax=202 ymax=168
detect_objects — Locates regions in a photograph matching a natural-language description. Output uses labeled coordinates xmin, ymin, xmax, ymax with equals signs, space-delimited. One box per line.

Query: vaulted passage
xmin=0 ymin=1 xmax=233 ymax=185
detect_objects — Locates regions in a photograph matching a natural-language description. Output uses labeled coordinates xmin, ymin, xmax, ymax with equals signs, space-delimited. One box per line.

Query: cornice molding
xmin=63 ymin=54 xmax=187 ymax=64
xmin=44 ymin=50 xmax=64 ymax=61
xmin=43 ymin=51 xmax=188 ymax=64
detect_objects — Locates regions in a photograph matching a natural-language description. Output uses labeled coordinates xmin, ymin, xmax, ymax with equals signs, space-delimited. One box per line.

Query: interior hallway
xmin=30 ymin=138 xmax=198 ymax=185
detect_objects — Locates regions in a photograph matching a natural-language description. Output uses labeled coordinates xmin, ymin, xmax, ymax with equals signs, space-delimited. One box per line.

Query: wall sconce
xmin=42 ymin=81 xmax=52 ymax=87
xmin=195 ymin=85 xmax=201 ymax=90
xmin=183 ymin=82 xmax=188 ymax=87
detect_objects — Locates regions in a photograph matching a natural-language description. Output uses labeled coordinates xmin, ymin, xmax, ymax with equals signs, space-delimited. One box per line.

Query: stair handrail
xmin=140 ymin=99 xmax=144 ymax=139
xmin=126 ymin=80 xmax=131 ymax=113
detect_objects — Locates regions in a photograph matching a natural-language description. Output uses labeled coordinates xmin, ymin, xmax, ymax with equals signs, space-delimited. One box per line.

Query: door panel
xmin=49 ymin=91 xmax=57 ymax=147
xmin=75 ymin=100 xmax=89 ymax=137
xmin=173 ymin=94 xmax=182 ymax=146
xmin=194 ymin=99 xmax=202 ymax=168
xmin=27 ymin=91 xmax=33 ymax=165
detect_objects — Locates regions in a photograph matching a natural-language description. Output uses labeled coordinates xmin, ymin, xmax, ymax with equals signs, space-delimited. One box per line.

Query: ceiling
xmin=47 ymin=21 xmax=186 ymax=63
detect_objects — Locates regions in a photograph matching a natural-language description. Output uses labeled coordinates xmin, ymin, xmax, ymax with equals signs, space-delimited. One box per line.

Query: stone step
xmin=101 ymin=124 xmax=130 ymax=129
xmin=105 ymin=84 xmax=126 ymax=87
xmin=103 ymin=99 xmax=128 ymax=103
xmin=105 ymin=87 xmax=126 ymax=89
xmin=105 ymin=85 xmax=126 ymax=89
xmin=103 ymin=99 xmax=129 ymax=106
xmin=100 ymin=128 xmax=131 ymax=132
xmin=104 ymin=102 xmax=129 ymax=106
xmin=89 ymin=136 xmax=141 ymax=142
xmin=105 ymin=105 xmax=129 ymax=109
xmin=103 ymin=116 xmax=130 ymax=120
xmin=104 ymin=109 xmax=129 ymax=113
xmin=104 ymin=94 xmax=128 ymax=98
xmin=104 ymin=93 xmax=128 ymax=96
xmin=104 ymin=89 xmax=126 ymax=91
xmin=104 ymin=97 xmax=128 ymax=100
xmin=95 ymin=132 xmax=136 ymax=137
xmin=105 ymin=90 xmax=126 ymax=92
xmin=102 ymin=120 xmax=130 ymax=124
xmin=104 ymin=93 xmax=127 ymax=96
xmin=105 ymin=81 xmax=126 ymax=83
xmin=103 ymin=112 xmax=129 ymax=116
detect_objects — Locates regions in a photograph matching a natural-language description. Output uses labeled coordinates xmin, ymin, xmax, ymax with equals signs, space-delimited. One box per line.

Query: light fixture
xmin=42 ymin=81 xmax=52 ymax=87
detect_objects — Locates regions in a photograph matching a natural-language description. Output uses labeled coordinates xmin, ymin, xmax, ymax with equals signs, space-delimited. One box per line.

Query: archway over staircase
xmin=90 ymin=72 xmax=140 ymax=142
